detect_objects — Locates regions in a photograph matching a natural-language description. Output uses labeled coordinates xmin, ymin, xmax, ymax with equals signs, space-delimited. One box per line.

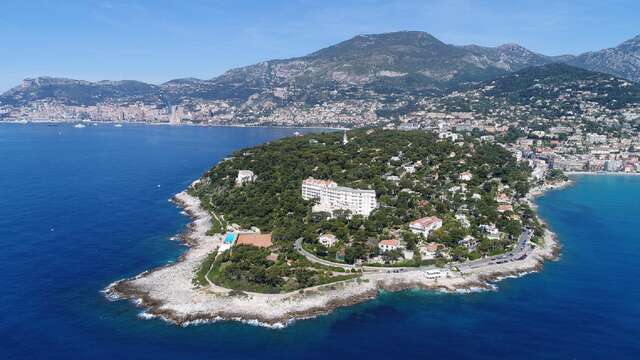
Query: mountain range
xmin=1 ymin=31 xmax=640 ymax=124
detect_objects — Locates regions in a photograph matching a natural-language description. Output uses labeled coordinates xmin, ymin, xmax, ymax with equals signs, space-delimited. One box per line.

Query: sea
xmin=0 ymin=123 xmax=638 ymax=359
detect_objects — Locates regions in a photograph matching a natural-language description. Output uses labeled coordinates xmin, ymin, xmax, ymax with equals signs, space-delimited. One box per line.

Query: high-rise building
xmin=301 ymin=178 xmax=377 ymax=217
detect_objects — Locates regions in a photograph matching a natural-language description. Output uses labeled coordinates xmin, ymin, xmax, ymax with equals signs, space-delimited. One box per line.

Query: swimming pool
xmin=223 ymin=232 xmax=237 ymax=245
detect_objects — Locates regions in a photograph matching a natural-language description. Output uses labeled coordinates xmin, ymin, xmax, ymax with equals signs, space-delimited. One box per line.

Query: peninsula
xmin=106 ymin=129 xmax=569 ymax=326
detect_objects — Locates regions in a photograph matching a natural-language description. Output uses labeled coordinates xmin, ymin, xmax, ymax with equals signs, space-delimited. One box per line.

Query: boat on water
xmin=114 ymin=124 xmax=123 ymax=128
xmin=74 ymin=123 xmax=86 ymax=128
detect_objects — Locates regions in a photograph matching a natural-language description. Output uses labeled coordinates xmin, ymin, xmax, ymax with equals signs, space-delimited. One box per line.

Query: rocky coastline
xmin=105 ymin=181 xmax=565 ymax=328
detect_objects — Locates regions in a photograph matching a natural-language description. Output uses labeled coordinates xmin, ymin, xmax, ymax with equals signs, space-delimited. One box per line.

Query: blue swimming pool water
xmin=224 ymin=231 xmax=237 ymax=244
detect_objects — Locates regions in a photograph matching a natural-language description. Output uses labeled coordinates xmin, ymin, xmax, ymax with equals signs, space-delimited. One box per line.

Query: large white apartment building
xmin=301 ymin=178 xmax=377 ymax=217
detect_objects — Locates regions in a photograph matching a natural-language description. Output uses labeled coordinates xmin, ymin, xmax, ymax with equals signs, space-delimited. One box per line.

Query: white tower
xmin=342 ymin=130 xmax=349 ymax=145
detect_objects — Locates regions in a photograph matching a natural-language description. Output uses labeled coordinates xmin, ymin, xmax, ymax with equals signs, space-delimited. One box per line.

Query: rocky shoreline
xmin=105 ymin=182 xmax=564 ymax=328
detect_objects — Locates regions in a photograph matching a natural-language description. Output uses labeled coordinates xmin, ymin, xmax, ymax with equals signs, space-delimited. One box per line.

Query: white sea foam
xmin=138 ymin=311 xmax=157 ymax=320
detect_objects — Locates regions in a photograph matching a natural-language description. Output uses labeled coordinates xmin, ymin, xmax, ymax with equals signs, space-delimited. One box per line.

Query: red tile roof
xmin=410 ymin=216 xmax=442 ymax=229
xmin=379 ymin=239 xmax=400 ymax=247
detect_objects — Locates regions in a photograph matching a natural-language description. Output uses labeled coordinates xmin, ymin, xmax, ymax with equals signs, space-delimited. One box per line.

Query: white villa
xmin=318 ymin=233 xmax=338 ymax=247
xmin=480 ymin=223 xmax=501 ymax=240
xmin=301 ymin=178 xmax=378 ymax=217
xmin=459 ymin=171 xmax=473 ymax=181
xmin=236 ymin=170 xmax=256 ymax=186
xmin=409 ymin=216 xmax=443 ymax=238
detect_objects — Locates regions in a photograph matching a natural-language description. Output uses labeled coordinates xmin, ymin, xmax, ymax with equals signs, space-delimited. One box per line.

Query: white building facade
xmin=301 ymin=178 xmax=378 ymax=217
xmin=236 ymin=170 xmax=256 ymax=186
xmin=409 ymin=216 xmax=443 ymax=238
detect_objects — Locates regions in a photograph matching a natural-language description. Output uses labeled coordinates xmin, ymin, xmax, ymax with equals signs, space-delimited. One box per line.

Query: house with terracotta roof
xmin=418 ymin=242 xmax=443 ymax=259
xmin=378 ymin=238 xmax=400 ymax=252
xmin=236 ymin=233 xmax=273 ymax=248
xmin=409 ymin=216 xmax=443 ymax=238
xmin=497 ymin=204 xmax=514 ymax=213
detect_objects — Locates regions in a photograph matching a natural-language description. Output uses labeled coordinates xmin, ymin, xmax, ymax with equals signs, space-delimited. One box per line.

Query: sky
xmin=1 ymin=0 xmax=639 ymax=91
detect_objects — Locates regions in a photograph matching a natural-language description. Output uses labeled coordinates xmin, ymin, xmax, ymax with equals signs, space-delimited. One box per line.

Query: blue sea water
xmin=1 ymin=123 xmax=639 ymax=359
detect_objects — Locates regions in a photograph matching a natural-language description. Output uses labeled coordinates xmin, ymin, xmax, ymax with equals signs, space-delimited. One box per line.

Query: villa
xmin=419 ymin=242 xmax=442 ymax=259
xmin=378 ymin=239 xmax=400 ymax=252
xmin=480 ymin=224 xmax=501 ymax=240
xmin=459 ymin=171 xmax=473 ymax=181
xmin=319 ymin=233 xmax=338 ymax=247
xmin=236 ymin=170 xmax=256 ymax=186
xmin=455 ymin=213 xmax=471 ymax=228
xmin=409 ymin=216 xmax=443 ymax=238
xmin=458 ymin=235 xmax=478 ymax=251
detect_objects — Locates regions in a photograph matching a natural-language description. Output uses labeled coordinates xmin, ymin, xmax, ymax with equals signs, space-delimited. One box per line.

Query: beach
xmin=105 ymin=182 xmax=564 ymax=327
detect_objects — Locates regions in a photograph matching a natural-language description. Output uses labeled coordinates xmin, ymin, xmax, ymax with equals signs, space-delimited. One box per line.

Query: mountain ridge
xmin=4 ymin=31 xmax=639 ymax=105
xmin=1 ymin=31 xmax=639 ymax=127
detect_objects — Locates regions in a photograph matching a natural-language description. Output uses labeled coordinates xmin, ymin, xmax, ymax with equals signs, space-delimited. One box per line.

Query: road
xmin=293 ymin=238 xmax=420 ymax=273
xmin=294 ymin=229 xmax=535 ymax=274
xmin=456 ymin=228 xmax=534 ymax=271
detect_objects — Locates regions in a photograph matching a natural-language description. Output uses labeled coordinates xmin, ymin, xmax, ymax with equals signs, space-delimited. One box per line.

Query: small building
xmin=455 ymin=213 xmax=471 ymax=228
xmin=402 ymin=164 xmax=417 ymax=174
xmin=496 ymin=193 xmax=511 ymax=204
xmin=236 ymin=233 xmax=273 ymax=248
xmin=459 ymin=171 xmax=473 ymax=181
xmin=236 ymin=170 xmax=256 ymax=186
xmin=383 ymin=174 xmax=401 ymax=183
xmin=409 ymin=216 xmax=443 ymax=238
xmin=378 ymin=238 xmax=400 ymax=252
xmin=458 ymin=235 xmax=478 ymax=251
xmin=319 ymin=233 xmax=338 ymax=247
xmin=480 ymin=224 xmax=501 ymax=240
xmin=419 ymin=242 xmax=442 ymax=259
xmin=497 ymin=204 xmax=514 ymax=213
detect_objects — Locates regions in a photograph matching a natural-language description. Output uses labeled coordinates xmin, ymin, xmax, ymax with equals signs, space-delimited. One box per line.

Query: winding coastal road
xmin=456 ymin=229 xmax=533 ymax=271
xmin=294 ymin=228 xmax=535 ymax=274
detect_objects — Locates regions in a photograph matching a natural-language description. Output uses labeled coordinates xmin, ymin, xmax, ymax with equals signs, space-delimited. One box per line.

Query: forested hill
xmin=193 ymin=130 xmax=531 ymax=244
xmin=482 ymin=63 xmax=640 ymax=109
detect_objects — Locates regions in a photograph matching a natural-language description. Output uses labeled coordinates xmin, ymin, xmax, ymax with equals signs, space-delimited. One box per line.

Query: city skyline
xmin=2 ymin=0 xmax=640 ymax=91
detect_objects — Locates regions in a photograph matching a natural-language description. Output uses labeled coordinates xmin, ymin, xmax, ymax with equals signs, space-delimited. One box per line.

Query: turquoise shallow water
xmin=0 ymin=124 xmax=638 ymax=359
